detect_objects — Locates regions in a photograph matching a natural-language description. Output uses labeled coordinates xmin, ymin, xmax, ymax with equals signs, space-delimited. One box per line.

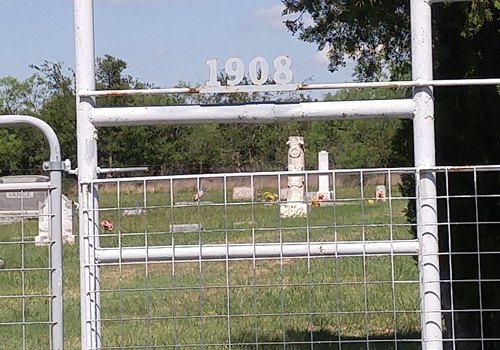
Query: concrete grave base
xmin=170 ymin=223 xmax=202 ymax=233
xmin=280 ymin=202 xmax=309 ymax=218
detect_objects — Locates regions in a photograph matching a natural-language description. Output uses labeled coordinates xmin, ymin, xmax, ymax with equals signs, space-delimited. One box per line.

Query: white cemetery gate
xmin=74 ymin=0 xmax=500 ymax=349
xmin=0 ymin=116 xmax=65 ymax=349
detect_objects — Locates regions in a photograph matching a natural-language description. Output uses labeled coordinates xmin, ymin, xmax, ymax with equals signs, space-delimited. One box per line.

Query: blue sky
xmin=0 ymin=0 xmax=354 ymax=88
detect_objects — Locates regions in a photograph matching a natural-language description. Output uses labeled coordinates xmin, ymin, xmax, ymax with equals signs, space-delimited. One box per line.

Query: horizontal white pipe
xmin=90 ymin=99 xmax=415 ymax=127
xmin=88 ymin=166 xmax=417 ymax=185
xmin=78 ymin=78 xmax=500 ymax=97
xmin=0 ymin=183 xmax=52 ymax=191
xmin=85 ymin=164 xmax=500 ymax=186
xmin=302 ymin=78 xmax=500 ymax=90
xmin=95 ymin=240 xmax=419 ymax=263
xmin=97 ymin=167 xmax=149 ymax=174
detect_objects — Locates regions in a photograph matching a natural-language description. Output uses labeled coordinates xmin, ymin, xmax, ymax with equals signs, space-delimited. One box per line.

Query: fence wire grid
xmin=0 ymin=186 xmax=56 ymax=349
xmin=76 ymin=166 xmax=498 ymax=349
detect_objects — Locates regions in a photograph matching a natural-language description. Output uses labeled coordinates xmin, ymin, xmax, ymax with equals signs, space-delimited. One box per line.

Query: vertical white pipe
xmin=74 ymin=0 xmax=101 ymax=349
xmin=411 ymin=1 xmax=443 ymax=349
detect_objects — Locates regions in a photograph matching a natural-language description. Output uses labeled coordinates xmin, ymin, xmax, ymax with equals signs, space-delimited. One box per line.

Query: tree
xmin=283 ymin=0 xmax=411 ymax=80
xmin=0 ymin=76 xmax=40 ymax=114
xmin=282 ymin=0 xmax=500 ymax=347
xmin=0 ymin=61 xmax=78 ymax=175
xmin=0 ymin=75 xmax=44 ymax=175
xmin=313 ymin=87 xmax=410 ymax=169
xmin=93 ymin=55 xmax=186 ymax=174
xmin=33 ymin=61 xmax=77 ymax=168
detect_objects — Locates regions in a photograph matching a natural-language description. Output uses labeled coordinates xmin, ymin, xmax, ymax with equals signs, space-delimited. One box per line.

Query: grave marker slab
xmin=169 ymin=223 xmax=202 ymax=233
xmin=232 ymin=186 xmax=254 ymax=200
xmin=36 ymin=195 xmax=75 ymax=246
xmin=0 ymin=175 xmax=49 ymax=213
xmin=317 ymin=151 xmax=331 ymax=201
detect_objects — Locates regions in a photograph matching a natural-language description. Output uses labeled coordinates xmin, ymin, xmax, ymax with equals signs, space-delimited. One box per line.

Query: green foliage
xmin=318 ymin=88 xmax=410 ymax=168
xmin=283 ymin=0 xmax=411 ymax=80
xmin=283 ymin=0 xmax=500 ymax=343
xmin=30 ymin=60 xmax=74 ymax=98
xmin=462 ymin=0 xmax=500 ymax=37
xmin=0 ymin=61 xmax=76 ymax=175
xmin=0 ymin=75 xmax=39 ymax=114
xmin=0 ymin=75 xmax=45 ymax=175
xmin=0 ymin=53 xmax=407 ymax=175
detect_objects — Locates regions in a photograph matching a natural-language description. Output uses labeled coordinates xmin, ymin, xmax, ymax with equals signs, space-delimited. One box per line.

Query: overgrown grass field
xmin=0 ymin=185 xmax=421 ymax=349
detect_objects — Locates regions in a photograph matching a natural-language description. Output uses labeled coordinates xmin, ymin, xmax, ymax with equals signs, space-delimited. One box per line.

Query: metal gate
xmin=0 ymin=115 xmax=65 ymax=350
xmin=74 ymin=0 xmax=500 ymax=349
xmin=84 ymin=168 xmax=424 ymax=349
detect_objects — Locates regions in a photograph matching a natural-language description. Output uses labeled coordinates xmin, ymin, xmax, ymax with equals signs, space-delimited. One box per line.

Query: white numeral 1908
xmin=206 ymin=56 xmax=293 ymax=87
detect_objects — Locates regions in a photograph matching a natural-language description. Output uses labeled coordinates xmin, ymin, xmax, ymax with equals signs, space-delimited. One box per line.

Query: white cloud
xmin=254 ymin=4 xmax=315 ymax=31
xmin=253 ymin=5 xmax=288 ymax=30
xmin=254 ymin=4 xmax=284 ymax=19
xmin=313 ymin=46 xmax=331 ymax=65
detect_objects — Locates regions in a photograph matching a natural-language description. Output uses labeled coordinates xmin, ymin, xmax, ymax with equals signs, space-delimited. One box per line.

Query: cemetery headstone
xmin=280 ymin=136 xmax=309 ymax=218
xmin=232 ymin=186 xmax=254 ymax=200
xmin=317 ymin=151 xmax=332 ymax=201
xmin=36 ymin=195 xmax=75 ymax=246
xmin=375 ymin=185 xmax=387 ymax=202
xmin=0 ymin=175 xmax=49 ymax=214
xmin=122 ymin=205 xmax=145 ymax=216
xmin=169 ymin=223 xmax=203 ymax=233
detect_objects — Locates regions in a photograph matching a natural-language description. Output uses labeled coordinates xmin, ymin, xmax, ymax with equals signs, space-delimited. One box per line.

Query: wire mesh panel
xmin=438 ymin=166 xmax=500 ymax=349
xmin=81 ymin=168 xmax=426 ymax=349
xmin=0 ymin=184 xmax=58 ymax=349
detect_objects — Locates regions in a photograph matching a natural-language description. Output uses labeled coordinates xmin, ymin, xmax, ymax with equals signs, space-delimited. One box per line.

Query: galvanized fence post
xmin=411 ymin=0 xmax=443 ymax=349
xmin=74 ymin=0 xmax=101 ymax=349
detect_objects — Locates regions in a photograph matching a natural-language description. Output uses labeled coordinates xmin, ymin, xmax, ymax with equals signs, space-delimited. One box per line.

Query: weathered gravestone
xmin=0 ymin=175 xmax=49 ymax=215
xmin=232 ymin=186 xmax=254 ymax=201
xmin=169 ymin=223 xmax=202 ymax=233
xmin=375 ymin=185 xmax=387 ymax=202
xmin=280 ymin=136 xmax=309 ymax=218
xmin=317 ymin=151 xmax=332 ymax=200
xmin=36 ymin=195 xmax=75 ymax=246
xmin=0 ymin=175 xmax=75 ymax=245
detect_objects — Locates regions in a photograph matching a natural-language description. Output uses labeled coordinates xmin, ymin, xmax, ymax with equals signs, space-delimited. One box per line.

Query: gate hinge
xmin=43 ymin=159 xmax=72 ymax=172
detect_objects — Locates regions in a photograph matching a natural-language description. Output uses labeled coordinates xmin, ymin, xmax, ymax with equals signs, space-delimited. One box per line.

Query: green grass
xmin=0 ymin=186 xmax=421 ymax=349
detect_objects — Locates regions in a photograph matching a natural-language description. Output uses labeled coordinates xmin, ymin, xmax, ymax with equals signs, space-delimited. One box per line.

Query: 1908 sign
xmin=206 ymin=56 xmax=293 ymax=87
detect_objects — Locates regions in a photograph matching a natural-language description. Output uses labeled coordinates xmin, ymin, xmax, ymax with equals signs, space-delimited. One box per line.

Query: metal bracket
xmin=43 ymin=159 xmax=72 ymax=172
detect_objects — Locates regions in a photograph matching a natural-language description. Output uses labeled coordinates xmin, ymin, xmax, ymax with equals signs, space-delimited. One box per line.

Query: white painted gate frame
xmin=0 ymin=115 xmax=65 ymax=350
xmin=73 ymin=0 xmax=500 ymax=349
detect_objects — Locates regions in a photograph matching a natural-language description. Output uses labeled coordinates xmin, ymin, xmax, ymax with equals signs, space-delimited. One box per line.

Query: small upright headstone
xmin=280 ymin=136 xmax=309 ymax=218
xmin=317 ymin=151 xmax=331 ymax=201
xmin=375 ymin=185 xmax=387 ymax=202
xmin=36 ymin=195 xmax=75 ymax=246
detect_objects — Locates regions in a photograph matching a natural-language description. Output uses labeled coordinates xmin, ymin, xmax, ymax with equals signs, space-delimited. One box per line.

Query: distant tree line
xmin=0 ymin=54 xmax=408 ymax=177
